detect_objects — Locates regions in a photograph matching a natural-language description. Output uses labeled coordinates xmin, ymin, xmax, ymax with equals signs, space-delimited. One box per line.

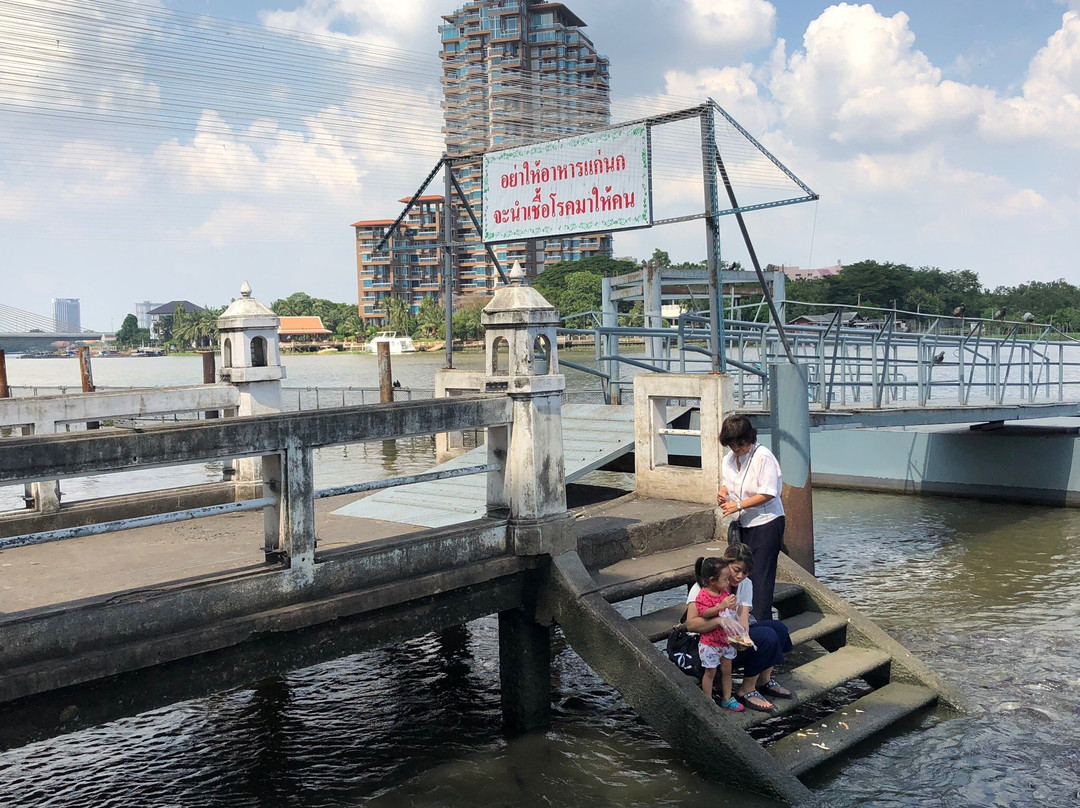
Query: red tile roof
xmin=351 ymin=219 xmax=396 ymax=227
xmin=278 ymin=316 xmax=332 ymax=335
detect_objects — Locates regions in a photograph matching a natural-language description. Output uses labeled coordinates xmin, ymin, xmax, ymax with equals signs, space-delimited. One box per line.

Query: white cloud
xmin=259 ymin=0 xmax=443 ymax=51
xmin=0 ymin=180 xmax=30 ymax=221
xmin=0 ymin=1 xmax=161 ymax=112
xmin=682 ymin=0 xmax=776 ymax=53
xmin=769 ymin=4 xmax=993 ymax=148
xmin=52 ymin=142 xmax=147 ymax=203
xmin=155 ymin=110 xmax=364 ymax=197
xmin=980 ymin=10 xmax=1080 ymax=145
xmin=188 ymin=200 xmax=314 ymax=247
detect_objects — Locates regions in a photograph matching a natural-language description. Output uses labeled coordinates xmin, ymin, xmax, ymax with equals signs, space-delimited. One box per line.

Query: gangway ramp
xmin=333 ymin=404 xmax=651 ymax=528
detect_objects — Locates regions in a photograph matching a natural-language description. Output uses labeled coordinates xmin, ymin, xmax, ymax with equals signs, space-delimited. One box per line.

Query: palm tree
xmin=380 ymin=296 xmax=416 ymax=335
xmin=415 ymin=295 xmax=443 ymax=338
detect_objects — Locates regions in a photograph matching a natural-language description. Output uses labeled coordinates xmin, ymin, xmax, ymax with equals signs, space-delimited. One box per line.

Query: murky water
xmin=1 ymin=357 xmax=1079 ymax=806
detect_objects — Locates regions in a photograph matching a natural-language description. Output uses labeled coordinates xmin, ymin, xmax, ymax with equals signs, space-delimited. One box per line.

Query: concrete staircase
xmin=587 ymin=538 xmax=960 ymax=784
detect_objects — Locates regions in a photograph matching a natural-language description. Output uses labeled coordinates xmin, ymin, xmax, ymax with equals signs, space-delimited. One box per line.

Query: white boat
xmin=366 ymin=331 xmax=417 ymax=354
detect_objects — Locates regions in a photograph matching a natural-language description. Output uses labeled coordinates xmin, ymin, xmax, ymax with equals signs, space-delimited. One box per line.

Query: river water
xmin=1 ymin=353 xmax=1078 ymax=807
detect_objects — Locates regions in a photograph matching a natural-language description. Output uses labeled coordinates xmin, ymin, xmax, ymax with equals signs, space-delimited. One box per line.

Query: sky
xmin=1 ymin=0 xmax=1079 ymax=331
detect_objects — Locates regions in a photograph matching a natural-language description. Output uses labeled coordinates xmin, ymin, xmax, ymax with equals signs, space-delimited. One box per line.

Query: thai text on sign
xmin=482 ymin=124 xmax=651 ymax=243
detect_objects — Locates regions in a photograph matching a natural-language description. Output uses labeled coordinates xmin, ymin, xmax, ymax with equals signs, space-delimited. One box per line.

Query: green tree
xmin=115 ymin=314 xmax=140 ymax=349
xmin=533 ymin=255 xmax=639 ymax=322
xmin=380 ymin=296 xmax=416 ymax=336
xmin=451 ymin=295 xmax=489 ymax=340
xmin=415 ymin=295 xmax=443 ymax=338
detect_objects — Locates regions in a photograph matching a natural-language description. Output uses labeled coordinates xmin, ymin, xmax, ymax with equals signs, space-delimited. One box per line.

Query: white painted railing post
xmin=482 ymin=261 xmax=573 ymax=556
xmin=217 ymin=282 xmax=285 ymax=500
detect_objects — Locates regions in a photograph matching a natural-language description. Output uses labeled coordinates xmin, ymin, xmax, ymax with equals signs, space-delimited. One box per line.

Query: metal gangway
xmin=557 ymin=302 xmax=1080 ymax=413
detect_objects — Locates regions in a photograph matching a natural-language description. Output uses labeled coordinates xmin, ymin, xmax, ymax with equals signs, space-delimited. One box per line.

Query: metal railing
xmin=554 ymin=304 xmax=1080 ymax=410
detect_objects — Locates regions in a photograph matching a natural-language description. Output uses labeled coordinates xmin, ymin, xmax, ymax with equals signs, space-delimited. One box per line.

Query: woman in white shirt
xmin=716 ymin=414 xmax=785 ymax=621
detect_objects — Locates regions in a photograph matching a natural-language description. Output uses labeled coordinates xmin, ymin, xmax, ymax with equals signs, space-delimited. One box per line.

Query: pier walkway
xmin=0 ymin=282 xmax=981 ymax=804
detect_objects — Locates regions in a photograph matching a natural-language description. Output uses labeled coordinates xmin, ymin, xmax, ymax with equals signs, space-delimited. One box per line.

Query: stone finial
xmin=508 ymin=261 xmax=525 ymax=286
xmin=240 ymin=280 xmax=252 ymax=298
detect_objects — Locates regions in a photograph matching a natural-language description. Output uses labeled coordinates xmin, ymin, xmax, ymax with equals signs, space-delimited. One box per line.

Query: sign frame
xmin=481 ymin=123 xmax=652 ymax=244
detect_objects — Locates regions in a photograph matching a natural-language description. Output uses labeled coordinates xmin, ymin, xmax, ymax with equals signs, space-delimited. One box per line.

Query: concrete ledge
xmin=572 ymin=493 xmax=720 ymax=570
xmin=0 ymin=517 xmax=511 ymax=679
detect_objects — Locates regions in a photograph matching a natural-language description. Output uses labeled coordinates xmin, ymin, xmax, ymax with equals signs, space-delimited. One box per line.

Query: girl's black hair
xmin=722 ymin=542 xmax=754 ymax=576
xmin=694 ymin=556 xmax=728 ymax=588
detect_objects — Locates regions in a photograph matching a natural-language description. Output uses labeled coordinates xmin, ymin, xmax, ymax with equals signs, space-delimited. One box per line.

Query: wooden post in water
xmin=78 ymin=346 xmax=99 ymax=431
xmin=201 ymin=351 xmax=218 ymax=418
xmin=0 ymin=349 xmax=9 ymax=399
xmin=378 ymin=342 xmax=393 ymax=403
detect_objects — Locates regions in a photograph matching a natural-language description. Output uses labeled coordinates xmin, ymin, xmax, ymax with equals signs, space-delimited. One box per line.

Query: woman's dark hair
xmin=720 ymin=414 xmax=757 ymax=448
xmin=694 ymin=556 xmax=728 ymax=588
xmin=722 ymin=542 xmax=754 ymax=576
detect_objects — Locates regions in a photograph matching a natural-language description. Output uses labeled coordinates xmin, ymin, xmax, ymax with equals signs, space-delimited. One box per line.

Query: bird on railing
xmin=952 ymin=304 xmax=966 ymax=318
xmin=933 ymin=350 xmax=945 ymax=364
xmin=993 ymin=306 xmax=1007 ymax=320
xmin=1022 ymin=312 xmax=1036 ymax=323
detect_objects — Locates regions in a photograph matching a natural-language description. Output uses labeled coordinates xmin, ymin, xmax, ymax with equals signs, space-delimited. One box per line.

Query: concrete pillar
xmin=769 ymin=362 xmax=814 ymax=574
xmin=217 ymin=282 xmax=285 ymax=498
xmin=643 ymin=262 xmax=663 ymax=363
xmin=498 ymin=608 xmax=551 ymax=735
xmin=601 ymin=277 xmax=617 ymax=403
xmin=634 ymin=373 xmax=734 ymax=505
xmin=433 ymin=368 xmax=486 ymax=463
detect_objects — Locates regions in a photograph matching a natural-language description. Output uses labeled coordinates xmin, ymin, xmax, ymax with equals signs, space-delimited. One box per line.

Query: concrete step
xmin=628 ymin=602 xmax=689 ymax=641
xmin=783 ymin=610 xmax=848 ymax=648
xmin=731 ymin=645 xmax=893 ymax=730
xmin=768 ymin=682 xmax=938 ymax=776
xmin=628 ymin=600 xmax=839 ymax=645
xmin=590 ymin=539 xmax=803 ymax=604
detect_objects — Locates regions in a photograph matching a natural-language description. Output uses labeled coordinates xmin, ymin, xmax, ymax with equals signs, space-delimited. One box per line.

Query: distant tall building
xmin=353 ymin=196 xmax=446 ymax=326
xmin=136 ymin=300 xmax=161 ymax=330
xmin=352 ymin=1 xmax=612 ymax=324
xmin=51 ymin=298 xmax=80 ymax=331
xmin=439 ymin=0 xmax=612 ymax=285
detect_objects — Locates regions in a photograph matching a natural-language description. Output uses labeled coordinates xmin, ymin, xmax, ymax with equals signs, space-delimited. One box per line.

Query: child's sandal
xmin=719 ymin=697 xmax=745 ymax=712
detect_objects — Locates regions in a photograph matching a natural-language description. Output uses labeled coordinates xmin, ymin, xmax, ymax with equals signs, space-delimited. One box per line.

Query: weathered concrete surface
xmin=571 ymin=493 xmax=722 ymax=570
xmin=0 ymin=482 xmax=238 ymax=540
xmin=0 ymin=493 xmax=414 ymax=613
xmin=543 ymin=551 xmax=812 ymax=805
xmin=634 ymin=373 xmax=733 ymax=505
xmin=0 ymin=396 xmax=512 ymax=483
xmin=0 ymin=562 xmax=533 ymax=752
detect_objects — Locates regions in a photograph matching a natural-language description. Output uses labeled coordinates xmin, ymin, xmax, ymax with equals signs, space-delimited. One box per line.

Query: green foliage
xmin=379 ymin=297 xmax=416 ymax=336
xmin=452 ymin=295 xmax=489 ymax=340
xmin=415 ymin=295 xmax=443 ymax=338
xmin=533 ymin=255 xmax=639 ymax=323
xmin=115 ymin=314 xmax=140 ymax=349
xmin=785 ymin=260 xmax=1080 ymax=333
xmin=169 ymin=305 xmax=223 ymax=351
xmin=271 ymin=292 xmax=358 ymax=337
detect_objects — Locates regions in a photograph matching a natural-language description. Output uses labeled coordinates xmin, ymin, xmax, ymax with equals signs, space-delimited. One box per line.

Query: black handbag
xmin=727 ymin=519 xmax=742 ymax=545
xmin=665 ymin=624 xmax=702 ymax=680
